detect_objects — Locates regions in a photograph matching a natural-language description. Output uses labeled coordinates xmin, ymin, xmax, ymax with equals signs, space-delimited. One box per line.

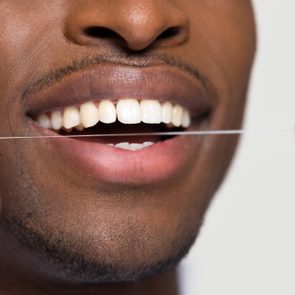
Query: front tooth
xmin=140 ymin=100 xmax=162 ymax=124
xmin=63 ymin=106 xmax=80 ymax=129
xmin=171 ymin=105 xmax=183 ymax=127
xmin=161 ymin=102 xmax=173 ymax=124
xmin=129 ymin=143 xmax=144 ymax=151
xmin=115 ymin=142 xmax=130 ymax=150
xmin=80 ymin=101 xmax=99 ymax=128
xmin=143 ymin=141 xmax=154 ymax=147
xmin=116 ymin=99 xmax=141 ymax=124
xmin=37 ymin=114 xmax=52 ymax=129
xmin=98 ymin=100 xmax=116 ymax=124
xmin=181 ymin=109 xmax=191 ymax=128
xmin=51 ymin=110 xmax=63 ymax=130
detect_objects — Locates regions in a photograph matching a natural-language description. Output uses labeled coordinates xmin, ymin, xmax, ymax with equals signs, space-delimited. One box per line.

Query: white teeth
xmin=51 ymin=110 xmax=63 ymax=130
xmin=143 ymin=141 xmax=154 ymax=147
xmin=37 ymin=114 xmax=52 ymax=129
xmin=80 ymin=101 xmax=99 ymax=128
xmin=129 ymin=143 xmax=144 ymax=151
xmin=116 ymin=99 xmax=141 ymax=124
xmin=114 ymin=141 xmax=155 ymax=151
xmin=98 ymin=100 xmax=116 ymax=124
xmin=63 ymin=106 xmax=80 ymax=129
xmin=171 ymin=104 xmax=183 ymax=127
xmin=181 ymin=109 xmax=191 ymax=128
xmin=115 ymin=142 xmax=130 ymax=150
xmin=140 ymin=100 xmax=162 ymax=124
xmin=37 ymin=99 xmax=191 ymax=131
xmin=161 ymin=102 xmax=173 ymax=124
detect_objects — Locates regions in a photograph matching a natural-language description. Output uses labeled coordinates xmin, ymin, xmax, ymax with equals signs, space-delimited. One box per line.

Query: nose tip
xmin=65 ymin=1 xmax=189 ymax=52
xmin=108 ymin=3 xmax=189 ymax=51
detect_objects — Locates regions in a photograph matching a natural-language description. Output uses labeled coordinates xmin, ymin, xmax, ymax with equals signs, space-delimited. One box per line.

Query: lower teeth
xmin=109 ymin=141 xmax=154 ymax=151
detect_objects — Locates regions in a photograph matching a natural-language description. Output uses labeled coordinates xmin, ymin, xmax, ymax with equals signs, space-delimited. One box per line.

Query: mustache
xmin=23 ymin=53 xmax=218 ymax=102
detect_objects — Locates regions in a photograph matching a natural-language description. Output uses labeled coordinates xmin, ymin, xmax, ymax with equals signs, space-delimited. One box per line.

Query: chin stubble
xmin=0 ymin=211 xmax=201 ymax=285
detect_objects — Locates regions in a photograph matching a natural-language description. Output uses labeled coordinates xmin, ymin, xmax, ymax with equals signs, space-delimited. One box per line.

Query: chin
xmin=1 ymin=203 xmax=203 ymax=285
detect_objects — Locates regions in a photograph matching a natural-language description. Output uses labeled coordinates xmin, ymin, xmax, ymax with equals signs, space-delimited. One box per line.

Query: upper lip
xmin=25 ymin=60 xmax=215 ymax=120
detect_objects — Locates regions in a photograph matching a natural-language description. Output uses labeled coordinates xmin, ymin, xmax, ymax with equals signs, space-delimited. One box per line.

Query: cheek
xmin=0 ymin=5 xmax=36 ymax=84
xmin=186 ymin=1 xmax=256 ymax=92
xmin=0 ymin=2 xmax=65 ymax=90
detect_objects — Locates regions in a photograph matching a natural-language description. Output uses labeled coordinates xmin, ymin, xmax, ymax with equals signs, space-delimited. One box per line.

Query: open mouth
xmin=26 ymin=63 xmax=214 ymax=183
xmin=34 ymin=98 xmax=192 ymax=151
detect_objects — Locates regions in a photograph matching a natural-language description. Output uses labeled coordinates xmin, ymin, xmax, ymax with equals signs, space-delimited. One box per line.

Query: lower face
xmin=0 ymin=0 xmax=255 ymax=284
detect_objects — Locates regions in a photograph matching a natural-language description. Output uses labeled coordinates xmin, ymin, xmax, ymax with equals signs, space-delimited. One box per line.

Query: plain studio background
xmin=179 ymin=1 xmax=295 ymax=294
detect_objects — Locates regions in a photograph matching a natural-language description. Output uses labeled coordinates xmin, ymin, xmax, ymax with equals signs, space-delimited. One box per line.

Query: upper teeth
xmin=36 ymin=99 xmax=191 ymax=131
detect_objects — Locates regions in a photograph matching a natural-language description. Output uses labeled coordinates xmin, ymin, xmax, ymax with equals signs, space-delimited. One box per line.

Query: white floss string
xmin=0 ymin=128 xmax=293 ymax=140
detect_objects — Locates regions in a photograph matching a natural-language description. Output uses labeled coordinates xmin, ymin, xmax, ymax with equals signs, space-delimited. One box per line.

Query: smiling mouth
xmin=34 ymin=98 xmax=192 ymax=151
xmin=25 ymin=62 xmax=215 ymax=183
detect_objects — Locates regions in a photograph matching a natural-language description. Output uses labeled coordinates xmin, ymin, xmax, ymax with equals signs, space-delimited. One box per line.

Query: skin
xmin=0 ymin=0 xmax=256 ymax=294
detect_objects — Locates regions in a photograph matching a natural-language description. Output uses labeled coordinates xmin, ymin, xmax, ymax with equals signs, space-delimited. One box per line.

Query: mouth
xmin=34 ymin=98 xmax=192 ymax=149
xmin=26 ymin=63 xmax=214 ymax=184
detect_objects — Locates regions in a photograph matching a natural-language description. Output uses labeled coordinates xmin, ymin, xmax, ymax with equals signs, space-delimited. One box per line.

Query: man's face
xmin=0 ymin=0 xmax=255 ymax=284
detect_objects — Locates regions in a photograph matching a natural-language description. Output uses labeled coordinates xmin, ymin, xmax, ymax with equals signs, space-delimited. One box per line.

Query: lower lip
xmin=34 ymin=126 xmax=198 ymax=184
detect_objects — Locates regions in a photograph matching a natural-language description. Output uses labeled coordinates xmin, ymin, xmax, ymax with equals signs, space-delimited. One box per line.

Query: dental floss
xmin=0 ymin=128 xmax=292 ymax=140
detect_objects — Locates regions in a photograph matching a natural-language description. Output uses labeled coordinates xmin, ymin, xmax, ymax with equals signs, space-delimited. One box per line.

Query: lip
xmin=31 ymin=124 xmax=202 ymax=184
xmin=25 ymin=63 xmax=213 ymax=184
xmin=25 ymin=64 xmax=214 ymax=118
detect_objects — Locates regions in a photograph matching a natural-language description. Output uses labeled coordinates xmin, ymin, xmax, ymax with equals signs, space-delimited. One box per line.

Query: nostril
xmin=80 ymin=22 xmax=187 ymax=51
xmin=157 ymin=27 xmax=182 ymax=40
xmin=84 ymin=26 xmax=119 ymax=39
xmin=84 ymin=26 xmax=183 ymax=42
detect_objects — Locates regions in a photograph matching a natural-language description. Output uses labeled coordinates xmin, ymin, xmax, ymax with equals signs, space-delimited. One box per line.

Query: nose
xmin=65 ymin=0 xmax=189 ymax=51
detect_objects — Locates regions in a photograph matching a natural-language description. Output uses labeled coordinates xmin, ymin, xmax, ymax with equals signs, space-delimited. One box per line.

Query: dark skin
xmin=0 ymin=1 xmax=256 ymax=294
